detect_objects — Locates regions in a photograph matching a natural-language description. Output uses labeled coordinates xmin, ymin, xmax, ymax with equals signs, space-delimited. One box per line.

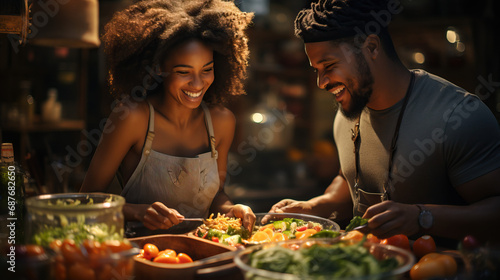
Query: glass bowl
xmin=234 ymin=238 xmax=416 ymax=280
xmin=25 ymin=192 xmax=125 ymax=245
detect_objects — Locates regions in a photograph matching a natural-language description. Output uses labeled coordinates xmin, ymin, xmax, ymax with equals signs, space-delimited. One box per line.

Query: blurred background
xmin=1 ymin=0 xmax=499 ymax=212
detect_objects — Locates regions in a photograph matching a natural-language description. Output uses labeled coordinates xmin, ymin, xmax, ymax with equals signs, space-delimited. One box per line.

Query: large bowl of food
xmin=193 ymin=212 xmax=341 ymax=247
xmin=234 ymin=238 xmax=415 ymax=280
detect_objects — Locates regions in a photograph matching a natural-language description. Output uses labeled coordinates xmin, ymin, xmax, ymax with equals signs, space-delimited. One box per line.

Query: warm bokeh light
xmin=446 ymin=28 xmax=458 ymax=43
xmin=413 ymin=52 xmax=425 ymax=64
xmin=251 ymin=112 xmax=266 ymax=123
xmin=456 ymin=42 xmax=465 ymax=52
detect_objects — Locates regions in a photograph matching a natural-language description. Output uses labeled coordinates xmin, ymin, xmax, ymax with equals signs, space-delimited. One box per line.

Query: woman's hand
xmin=135 ymin=202 xmax=184 ymax=230
xmin=227 ymin=204 xmax=256 ymax=233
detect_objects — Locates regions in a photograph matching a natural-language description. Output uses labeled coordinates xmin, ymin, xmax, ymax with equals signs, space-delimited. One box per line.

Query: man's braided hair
xmin=102 ymin=0 xmax=253 ymax=105
xmin=295 ymin=0 xmax=399 ymax=60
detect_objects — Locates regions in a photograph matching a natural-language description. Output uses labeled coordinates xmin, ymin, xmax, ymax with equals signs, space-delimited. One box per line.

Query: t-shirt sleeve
xmin=443 ymin=95 xmax=500 ymax=186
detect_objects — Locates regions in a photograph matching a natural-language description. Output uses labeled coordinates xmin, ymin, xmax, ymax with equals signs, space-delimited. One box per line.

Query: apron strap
xmin=201 ymin=102 xmax=217 ymax=159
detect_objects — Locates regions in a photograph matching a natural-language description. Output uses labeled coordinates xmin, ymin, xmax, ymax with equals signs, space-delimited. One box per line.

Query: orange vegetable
xmin=380 ymin=234 xmax=411 ymax=251
xmin=340 ymin=230 xmax=364 ymax=243
xmin=410 ymin=252 xmax=458 ymax=280
xmin=295 ymin=229 xmax=317 ymax=240
xmin=177 ymin=253 xmax=193 ymax=263
xmin=153 ymin=254 xmax=179 ymax=264
xmin=366 ymin=233 xmax=380 ymax=243
xmin=143 ymin=243 xmax=159 ymax=260
xmin=412 ymin=235 xmax=436 ymax=258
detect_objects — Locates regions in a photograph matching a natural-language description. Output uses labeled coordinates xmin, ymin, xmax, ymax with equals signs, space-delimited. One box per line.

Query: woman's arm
xmin=80 ymin=102 xmax=148 ymax=193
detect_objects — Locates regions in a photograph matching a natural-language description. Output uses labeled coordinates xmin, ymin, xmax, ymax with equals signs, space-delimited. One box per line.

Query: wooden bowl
xmin=128 ymin=234 xmax=244 ymax=280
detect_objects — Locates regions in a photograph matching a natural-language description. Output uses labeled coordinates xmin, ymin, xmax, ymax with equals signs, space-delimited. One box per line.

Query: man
xmin=270 ymin=0 xmax=500 ymax=248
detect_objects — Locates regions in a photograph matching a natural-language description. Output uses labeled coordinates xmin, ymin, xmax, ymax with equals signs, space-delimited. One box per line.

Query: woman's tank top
xmin=121 ymin=102 xmax=220 ymax=236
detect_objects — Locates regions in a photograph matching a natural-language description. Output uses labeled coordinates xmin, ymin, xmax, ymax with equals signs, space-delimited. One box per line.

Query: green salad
xmin=248 ymin=240 xmax=399 ymax=279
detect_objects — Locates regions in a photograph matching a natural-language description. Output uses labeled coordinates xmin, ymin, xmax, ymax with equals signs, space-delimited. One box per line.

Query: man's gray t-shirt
xmin=334 ymin=69 xmax=500 ymax=215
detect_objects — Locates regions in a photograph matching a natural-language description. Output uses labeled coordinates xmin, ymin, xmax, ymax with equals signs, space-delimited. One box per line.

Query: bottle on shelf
xmin=0 ymin=143 xmax=27 ymax=245
xmin=41 ymin=88 xmax=62 ymax=123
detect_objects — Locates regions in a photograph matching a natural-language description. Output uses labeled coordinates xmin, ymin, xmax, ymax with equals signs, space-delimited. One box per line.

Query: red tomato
xmin=158 ymin=249 xmax=177 ymax=257
xmin=142 ymin=243 xmax=159 ymax=260
xmin=413 ymin=235 xmax=436 ymax=258
xmin=380 ymin=234 xmax=411 ymax=251
xmin=211 ymin=236 xmax=219 ymax=243
xmin=49 ymin=240 xmax=63 ymax=251
xmin=153 ymin=254 xmax=179 ymax=264
xmin=177 ymin=253 xmax=193 ymax=263
xmin=296 ymin=225 xmax=308 ymax=232
xmin=61 ymin=239 xmax=85 ymax=263
xmin=23 ymin=245 xmax=45 ymax=257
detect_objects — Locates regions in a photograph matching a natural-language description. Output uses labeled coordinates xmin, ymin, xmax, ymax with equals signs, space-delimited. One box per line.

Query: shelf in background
xmin=2 ymin=119 xmax=86 ymax=132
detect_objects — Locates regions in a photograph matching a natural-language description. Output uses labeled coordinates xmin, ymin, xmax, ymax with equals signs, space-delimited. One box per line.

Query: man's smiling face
xmin=305 ymin=40 xmax=374 ymax=120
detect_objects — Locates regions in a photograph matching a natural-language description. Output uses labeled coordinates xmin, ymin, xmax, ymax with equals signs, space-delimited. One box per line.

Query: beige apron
xmin=121 ymin=102 xmax=220 ymax=236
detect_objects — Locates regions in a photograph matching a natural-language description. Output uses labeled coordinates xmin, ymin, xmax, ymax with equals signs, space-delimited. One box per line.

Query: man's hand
xmin=362 ymin=200 xmax=420 ymax=239
xmin=269 ymin=199 xmax=314 ymax=214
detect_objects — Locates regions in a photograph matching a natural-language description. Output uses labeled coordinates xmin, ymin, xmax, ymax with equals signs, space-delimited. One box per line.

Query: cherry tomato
xmin=380 ymin=234 xmax=411 ymax=251
xmin=413 ymin=235 xmax=436 ymax=258
xmin=177 ymin=253 xmax=193 ymax=263
xmin=158 ymin=249 xmax=177 ymax=257
xmin=49 ymin=240 xmax=63 ymax=251
xmin=61 ymin=239 xmax=85 ymax=263
xmin=142 ymin=243 xmax=159 ymax=260
xmin=153 ymin=254 xmax=179 ymax=264
xmin=296 ymin=225 xmax=308 ymax=232
xmin=211 ymin=236 xmax=219 ymax=243
xmin=462 ymin=235 xmax=481 ymax=251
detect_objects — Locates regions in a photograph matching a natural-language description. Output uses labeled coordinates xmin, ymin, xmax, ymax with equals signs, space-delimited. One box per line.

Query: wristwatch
xmin=416 ymin=204 xmax=433 ymax=230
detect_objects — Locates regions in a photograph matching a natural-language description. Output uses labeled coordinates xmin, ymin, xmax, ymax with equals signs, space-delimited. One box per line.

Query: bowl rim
xmin=25 ymin=192 xmax=125 ymax=211
xmin=234 ymin=238 xmax=416 ymax=280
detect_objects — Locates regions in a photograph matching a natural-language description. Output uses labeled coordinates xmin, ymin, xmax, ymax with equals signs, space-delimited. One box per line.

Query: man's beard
xmin=338 ymin=52 xmax=374 ymax=120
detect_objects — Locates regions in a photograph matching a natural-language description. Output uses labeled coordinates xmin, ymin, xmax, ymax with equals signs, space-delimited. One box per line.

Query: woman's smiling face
xmin=305 ymin=40 xmax=373 ymax=120
xmin=162 ymin=39 xmax=215 ymax=109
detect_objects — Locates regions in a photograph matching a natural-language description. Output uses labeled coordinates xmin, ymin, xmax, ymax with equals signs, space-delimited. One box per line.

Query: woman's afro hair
xmin=102 ymin=0 xmax=253 ymax=104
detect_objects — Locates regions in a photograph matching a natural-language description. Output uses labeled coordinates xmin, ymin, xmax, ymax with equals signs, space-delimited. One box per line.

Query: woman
xmin=80 ymin=0 xmax=255 ymax=236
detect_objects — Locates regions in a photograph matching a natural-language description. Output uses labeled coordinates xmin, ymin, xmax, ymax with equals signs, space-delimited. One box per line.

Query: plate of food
xmin=192 ymin=212 xmax=341 ymax=247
